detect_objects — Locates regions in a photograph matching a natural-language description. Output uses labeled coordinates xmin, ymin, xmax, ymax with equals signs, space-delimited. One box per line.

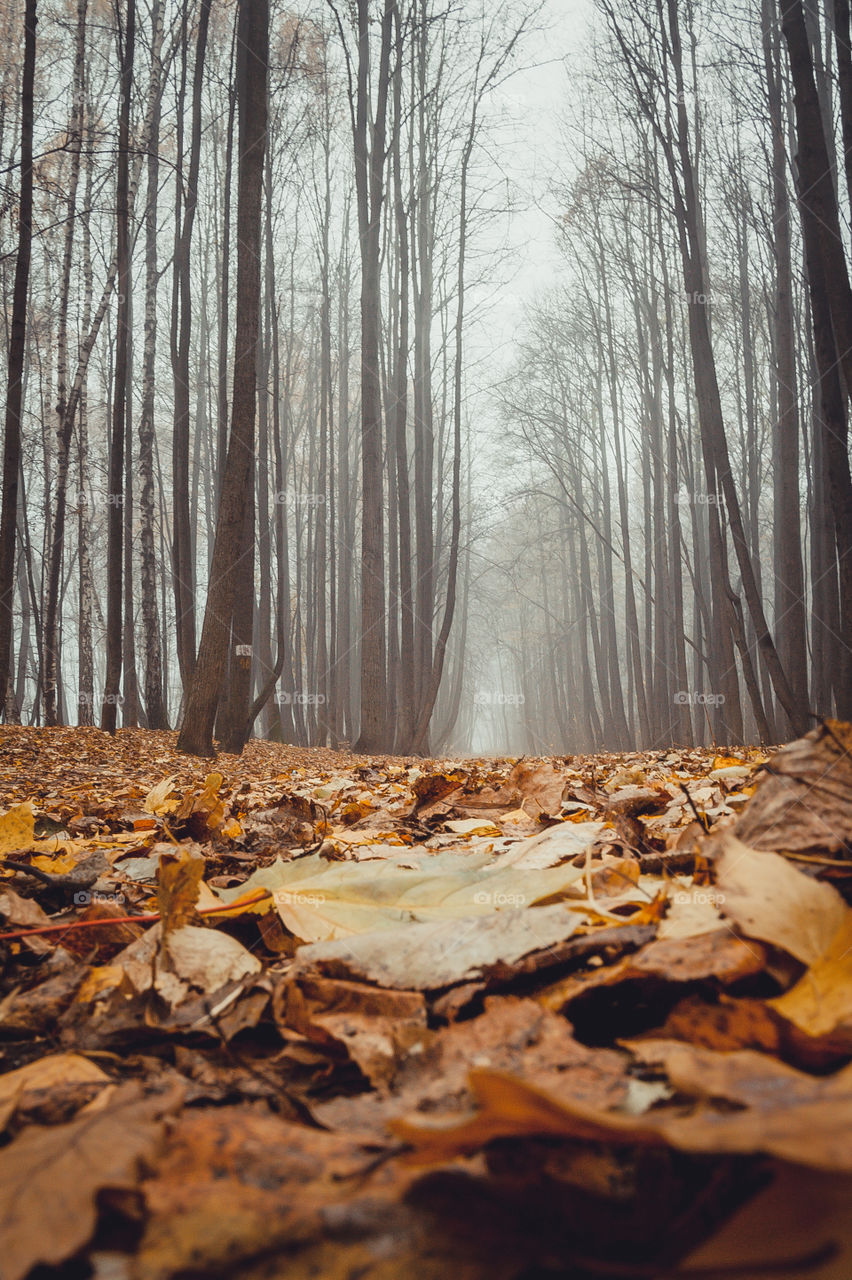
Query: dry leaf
xmin=157 ymin=846 xmax=205 ymax=934
xmin=213 ymin=850 xmax=590 ymax=943
xmin=500 ymin=820 xmax=607 ymax=869
xmin=0 ymin=1082 xmax=180 ymax=1280
xmin=392 ymin=1055 xmax=852 ymax=1172
xmin=713 ymin=835 xmax=847 ymax=964
xmin=0 ymin=802 xmax=35 ymax=855
xmin=290 ymin=902 xmax=588 ymax=990
xmin=734 ymin=721 xmax=852 ymax=857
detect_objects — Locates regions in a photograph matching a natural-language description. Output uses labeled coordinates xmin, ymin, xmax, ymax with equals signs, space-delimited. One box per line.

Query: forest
xmin=2 ymin=0 xmax=852 ymax=1276
xmin=1 ymin=0 xmax=850 ymax=758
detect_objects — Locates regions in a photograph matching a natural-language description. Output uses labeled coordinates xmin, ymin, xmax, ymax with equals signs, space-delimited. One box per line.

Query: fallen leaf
xmin=499 ymin=820 xmax=607 ymax=869
xmin=290 ymin=902 xmax=588 ymax=990
xmin=316 ymin=996 xmax=630 ymax=1140
xmin=444 ymin=817 xmax=501 ymax=837
xmin=278 ymin=972 xmax=427 ymax=1087
xmin=714 ymin=835 xmax=847 ymax=964
xmin=165 ymin=924 xmax=262 ymax=992
xmin=213 ymin=850 xmax=590 ymax=942
xmin=769 ymin=914 xmax=852 ymax=1040
xmin=156 ymin=845 xmax=205 ymax=934
xmin=0 ymin=802 xmax=35 ymax=855
xmin=0 ymin=1053 xmax=110 ymax=1133
xmin=143 ymin=776 xmax=180 ymax=816
xmin=734 ymin=721 xmax=852 ymax=856
xmin=392 ymin=1053 xmax=852 ymax=1172
xmin=0 ymin=1082 xmax=180 ymax=1280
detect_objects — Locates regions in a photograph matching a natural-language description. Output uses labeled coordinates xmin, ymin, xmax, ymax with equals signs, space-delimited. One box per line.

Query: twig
xmin=0 ymin=888 xmax=273 ymax=944
xmin=0 ymin=857 xmax=66 ymax=886
xmin=680 ymin=783 xmax=708 ymax=831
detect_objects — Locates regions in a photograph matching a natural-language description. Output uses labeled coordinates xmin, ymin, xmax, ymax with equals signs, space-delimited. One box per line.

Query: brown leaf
xmin=134 ymin=1106 xmax=404 ymax=1280
xmin=538 ymin=928 xmax=766 ymax=1013
xmin=0 ymin=1082 xmax=180 ymax=1280
xmin=316 ymin=996 xmax=629 ymax=1139
xmin=156 ymin=845 xmax=204 ymax=934
xmin=277 ymin=972 xmax=427 ymax=1087
xmin=734 ymin=720 xmax=852 ymax=857
xmin=392 ymin=1051 xmax=852 ymax=1172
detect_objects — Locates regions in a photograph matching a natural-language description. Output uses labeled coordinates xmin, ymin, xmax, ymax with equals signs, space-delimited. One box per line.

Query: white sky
xmin=485 ymin=0 xmax=591 ymax=350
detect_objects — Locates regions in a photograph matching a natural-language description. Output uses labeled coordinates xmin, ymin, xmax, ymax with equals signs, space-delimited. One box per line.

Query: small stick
xmin=0 ymin=888 xmax=273 ymax=944
xmin=680 ymin=783 xmax=708 ymax=831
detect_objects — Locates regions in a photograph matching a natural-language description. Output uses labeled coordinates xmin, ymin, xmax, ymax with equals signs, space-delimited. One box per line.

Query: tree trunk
xmin=351 ymin=0 xmax=393 ymax=752
xmin=138 ymin=0 xmax=168 ymax=728
xmin=171 ymin=0 xmax=212 ymax=699
xmin=102 ymin=0 xmax=135 ymax=734
xmin=177 ymin=0 xmax=268 ymax=757
xmin=0 ymin=0 xmax=35 ymax=717
xmin=783 ymin=0 xmax=852 ymax=717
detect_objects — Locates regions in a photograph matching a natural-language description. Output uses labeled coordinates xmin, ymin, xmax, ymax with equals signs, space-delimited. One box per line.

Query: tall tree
xmin=177 ymin=0 xmax=268 ymax=757
xmin=351 ymin=0 xmax=393 ymax=751
xmin=782 ymin=0 xmax=852 ymax=718
xmin=138 ymin=0 xmax=168 ymax=729
xmin=0 ymin=0 xmax=36 ymax=715
xmin=102 ymin=0 xmax=135 ymax=734
xmin=171 ymin=0 xmax=212 ymax=695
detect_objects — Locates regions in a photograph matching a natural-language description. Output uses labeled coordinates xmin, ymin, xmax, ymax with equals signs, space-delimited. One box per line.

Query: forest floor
xmin=1 ymin=725 xmax=852 ymax=1279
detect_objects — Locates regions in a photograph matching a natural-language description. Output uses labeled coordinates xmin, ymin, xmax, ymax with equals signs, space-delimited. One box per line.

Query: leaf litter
xmin=0 ymin=724 xmax=851 ymax=1277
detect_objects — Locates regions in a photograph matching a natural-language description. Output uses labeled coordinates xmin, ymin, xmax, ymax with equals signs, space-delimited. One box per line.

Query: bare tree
xmin=0 ymin=0 xmax=35 ymax=717
xmin=177 ymin=0 xmax=268 ymax=757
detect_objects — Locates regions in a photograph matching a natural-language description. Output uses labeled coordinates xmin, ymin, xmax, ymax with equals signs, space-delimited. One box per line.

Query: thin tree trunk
xmin=0 ymin=0 xmax=35 ymax=716
xmin=102 ymin=0 xmax=135 ymax=734
xmin=351 ymin=0 xmax=393 ymax=751
xmin=178 ymin=0 xmax=268 ymax=757
xmin=171 ymin=0 xmax=212 ymax=696
xmin=138 ymin=0 xmax=167 ymax=728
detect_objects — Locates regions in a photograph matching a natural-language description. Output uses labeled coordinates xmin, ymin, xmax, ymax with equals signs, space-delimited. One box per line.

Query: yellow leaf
xmin=157 ymin=847 xmax=204 ymax=933
xmin=444 ymin=818 xmax=501 ymax=836
xmin=184 ymin=772 xmax=226 ymax=830
xmin=712 ymin=754 xmax=743 ymax=770
xmin=76 ymin=966 xmax=127 ymax=1003
xmin=0 ymin=802 xmax=35 ymax=855
xmin=499 ymin=808 xmax=532 ymax=824
xmin=30 ymin=851 xmax=79 ymax=875
xmin=770 ymin=915 xmax=852 ymax=1039
xmin=714 ymin=836 xmax=846 ymax=965
xmin=143 ymin=776 xmax=180 ymax=816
